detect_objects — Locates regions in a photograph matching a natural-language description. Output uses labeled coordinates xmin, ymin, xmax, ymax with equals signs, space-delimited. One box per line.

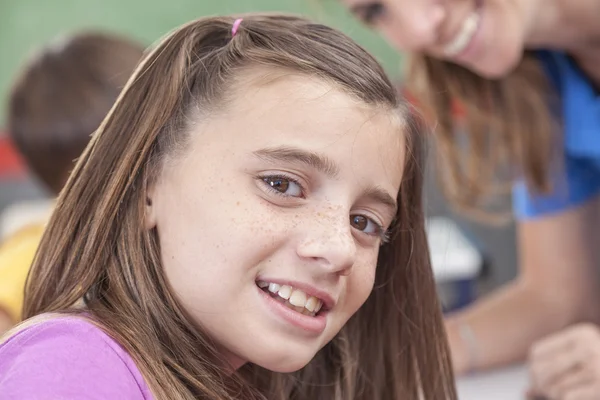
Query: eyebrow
xmin=252 ymin=146 xmax=398 ymax=215
xmin=363 ymin=185 xmax=398 ymax=217
xmin=252 ymin=146 xmax=340 ymax=178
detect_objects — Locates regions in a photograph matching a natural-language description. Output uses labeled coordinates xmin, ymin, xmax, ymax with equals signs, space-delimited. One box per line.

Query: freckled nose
xmin=296 ymin=208 xmax=357 ymax=275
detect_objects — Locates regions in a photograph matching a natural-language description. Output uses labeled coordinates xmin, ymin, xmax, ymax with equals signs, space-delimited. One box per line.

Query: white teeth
xmin=278 ymin=285 xmax=292 ymax=300
xmin=288 ymin=290 xmax=307 ymax=307
xmin=305 ymin=296 xmax=318 ymax=312
xmin=302 ymin=308 xmax=313 ymax=316
xmin=314 ymin=301 xmax=323 ymax=313
xmin=444 ymin=11 xmax=480 ymax=56
xmin=268 ymin=283 xmax=281 ymax=293
xmin=258 ymin=280 xmax=327 ymax=315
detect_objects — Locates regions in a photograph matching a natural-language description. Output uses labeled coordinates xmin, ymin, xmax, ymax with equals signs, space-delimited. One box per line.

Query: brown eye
xmin=358 ymin=2 xmax=385 ymax=25
xmin=261 ymin=175 xmax=304 ymax=197
xmin=351 ymin=215 xmax=369 ymax=231
xmin=350 ymin=214 xmax=385 ymax=238
xmin=264 ymin=177 xmax=290 ymax=193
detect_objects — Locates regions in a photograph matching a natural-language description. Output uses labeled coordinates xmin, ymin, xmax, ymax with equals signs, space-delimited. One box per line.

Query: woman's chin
xmin=465 ymin=43 xmax=524 ymax=79
xmin=471 ymin=57 xmax=522 ymax=79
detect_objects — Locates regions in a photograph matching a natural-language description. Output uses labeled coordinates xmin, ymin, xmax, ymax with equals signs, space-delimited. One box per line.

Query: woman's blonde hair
xmin=406 ymin=53 xmax=557 ymax=218
xmin=23 ymin=14 xmax=456 ymax=399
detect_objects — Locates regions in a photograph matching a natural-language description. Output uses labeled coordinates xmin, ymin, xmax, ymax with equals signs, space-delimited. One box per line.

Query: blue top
xmin=512 ymin=50 xmax=600 ymax=219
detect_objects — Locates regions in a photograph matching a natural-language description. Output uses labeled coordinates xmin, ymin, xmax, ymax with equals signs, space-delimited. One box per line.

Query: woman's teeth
xmin=444 ymin=10 xmax=480 ymax=57
xmin=257 ymin=281 xmax=324 ymax=316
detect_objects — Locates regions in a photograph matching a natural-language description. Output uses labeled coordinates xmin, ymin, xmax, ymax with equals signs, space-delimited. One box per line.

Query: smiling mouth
xmin=443 ymin=6 xmax=482 ymax=57
xmin=257 ymin=281 xmax=325 ymax=317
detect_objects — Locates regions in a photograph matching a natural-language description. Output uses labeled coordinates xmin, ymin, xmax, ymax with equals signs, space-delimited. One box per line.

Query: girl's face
xmin=341 ymin=0 xmax=539 ymax=78
xmin=146 ymin=71 xmax=405 ymax=372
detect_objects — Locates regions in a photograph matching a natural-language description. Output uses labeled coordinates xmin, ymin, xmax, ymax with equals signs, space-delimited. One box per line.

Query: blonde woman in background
xmin=338 ymin=0 xmax=600 ymax=398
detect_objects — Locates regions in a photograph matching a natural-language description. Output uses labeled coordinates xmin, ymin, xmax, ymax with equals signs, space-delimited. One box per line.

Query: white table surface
xmin=0 ymin=199 xmax=53 ymax=239
xmin=426 ymin=217 xmax=482 ymax=282
xmin=457 ymin=364 xmax=529 ymax=400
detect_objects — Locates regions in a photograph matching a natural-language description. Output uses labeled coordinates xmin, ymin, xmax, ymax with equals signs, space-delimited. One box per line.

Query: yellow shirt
xmin=0 ymin=223 xmax=46 ymax=322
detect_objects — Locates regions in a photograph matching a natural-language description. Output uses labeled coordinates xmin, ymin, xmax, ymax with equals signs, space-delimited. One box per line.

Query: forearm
xmin=445 ymin=279 xmax=582 ymax=375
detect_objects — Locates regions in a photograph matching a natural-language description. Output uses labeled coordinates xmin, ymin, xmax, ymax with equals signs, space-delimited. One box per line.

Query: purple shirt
xmin=0 ymin=315 xmax=153 ymax=399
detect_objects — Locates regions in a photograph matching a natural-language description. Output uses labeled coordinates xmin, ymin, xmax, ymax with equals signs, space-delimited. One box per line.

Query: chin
xmin=474 ymin=60 xmax=520 ymax=79
xmin=251 ymin=350 xmax=316 ymax=373
xmin=470 ymin=46 xmax=524 ymax=79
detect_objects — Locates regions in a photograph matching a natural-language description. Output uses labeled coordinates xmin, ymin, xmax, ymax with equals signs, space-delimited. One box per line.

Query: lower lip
xmin=257 ymin=285 xmax=327 ymax=335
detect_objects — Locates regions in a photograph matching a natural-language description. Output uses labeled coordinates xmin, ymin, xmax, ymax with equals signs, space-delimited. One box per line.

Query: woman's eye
xmin=262 ymin=176 xmax=303 ymax=197
xmin=360 ymin=2 xmax=385 ymax=25
xmin=350 ymin=214 xmax=385 ymax=238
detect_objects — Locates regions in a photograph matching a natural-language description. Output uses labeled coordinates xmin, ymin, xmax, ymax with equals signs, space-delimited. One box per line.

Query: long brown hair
xmin=406 ymin=53 xmax=557 ymax=218
xmin=7 ymin=31 xmax=144 ymax=195
xmin=23 ymin=14 xmax=456 ymax=399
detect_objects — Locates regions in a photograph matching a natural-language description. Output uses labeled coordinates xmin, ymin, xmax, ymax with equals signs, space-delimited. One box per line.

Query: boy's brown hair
xmin=7 ymin=32 xmax=144 ymax=194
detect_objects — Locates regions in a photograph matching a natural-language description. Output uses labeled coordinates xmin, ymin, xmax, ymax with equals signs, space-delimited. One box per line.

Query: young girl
xmin=0 ymin=14 xmax=456 ymax=399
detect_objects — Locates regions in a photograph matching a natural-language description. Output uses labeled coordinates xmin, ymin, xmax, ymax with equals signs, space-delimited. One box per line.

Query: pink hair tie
xmin=231 ymin=18 xmax=243 ymax=37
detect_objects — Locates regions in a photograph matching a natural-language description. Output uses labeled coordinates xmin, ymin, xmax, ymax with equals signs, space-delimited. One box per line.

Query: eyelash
xmin=258 ymin=174 xmax=390 ymax=243
xmin=372 ymin=221 xmax=390 ymax=244
xmin=379 ymin=229 xmax=391 ymax=244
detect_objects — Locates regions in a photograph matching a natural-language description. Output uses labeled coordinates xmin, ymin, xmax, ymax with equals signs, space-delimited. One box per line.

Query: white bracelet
xmin=458 ymin=321 xmax=479 ymax=373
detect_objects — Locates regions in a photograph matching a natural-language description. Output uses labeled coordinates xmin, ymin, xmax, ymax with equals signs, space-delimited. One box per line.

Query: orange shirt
xmin=0 ymin=223 xmax=46 ymax=322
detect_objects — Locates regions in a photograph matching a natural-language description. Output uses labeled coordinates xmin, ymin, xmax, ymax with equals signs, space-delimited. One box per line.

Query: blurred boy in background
xmin=0 ymin=31 xmax=144 ymax=334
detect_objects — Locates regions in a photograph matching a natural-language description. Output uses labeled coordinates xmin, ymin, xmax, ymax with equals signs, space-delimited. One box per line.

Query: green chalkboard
xmin=0 ymin=0 xmax=402 ymax=124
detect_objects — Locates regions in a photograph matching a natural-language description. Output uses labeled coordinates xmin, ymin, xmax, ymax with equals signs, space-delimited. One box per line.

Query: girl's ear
xmin=145 ymin=185 xmax=157 ymax=230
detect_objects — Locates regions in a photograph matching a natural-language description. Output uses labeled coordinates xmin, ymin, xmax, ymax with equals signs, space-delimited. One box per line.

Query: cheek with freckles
xmin=339 ymin=254 xmax=378 ymax=322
